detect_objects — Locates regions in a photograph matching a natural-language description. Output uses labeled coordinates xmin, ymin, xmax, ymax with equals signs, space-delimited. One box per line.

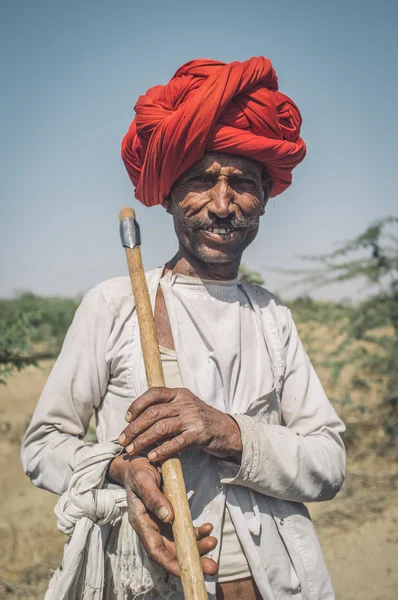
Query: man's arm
xmin=220 ymin=307 xmax=346 ymax=502
xmin=21 ymin=284 xmax=218 ymax=576
xmin=118 ymin=386 xmax=243 ymax=462
xmin=20 ymin=286 xmax=115 ymax=495
xmin=118 ymin=307 xmax=345 ymax=504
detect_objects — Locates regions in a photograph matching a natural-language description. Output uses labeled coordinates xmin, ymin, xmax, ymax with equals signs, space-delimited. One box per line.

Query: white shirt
xmin=21 ymin=267 xmax=346 ymax=600
xmin=159 ymin=338 xmax=251 ymax=583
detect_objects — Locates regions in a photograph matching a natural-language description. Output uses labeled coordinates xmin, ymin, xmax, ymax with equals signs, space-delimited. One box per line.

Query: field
xmin=0 ymin=349 xmax=397 ymax=600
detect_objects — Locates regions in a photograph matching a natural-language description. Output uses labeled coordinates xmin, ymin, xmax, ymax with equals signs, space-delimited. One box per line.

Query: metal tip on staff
xmin=119 ymin=208 xmax=141 ymax=250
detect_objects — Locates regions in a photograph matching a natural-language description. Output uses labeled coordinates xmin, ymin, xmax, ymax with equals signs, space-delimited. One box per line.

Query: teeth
xmin=207 ymin=227 xmax=232 ymax=234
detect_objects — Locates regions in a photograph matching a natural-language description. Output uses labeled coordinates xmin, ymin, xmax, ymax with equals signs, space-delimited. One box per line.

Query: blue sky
xmin=1 ymin=0 xmax=397 ymax=300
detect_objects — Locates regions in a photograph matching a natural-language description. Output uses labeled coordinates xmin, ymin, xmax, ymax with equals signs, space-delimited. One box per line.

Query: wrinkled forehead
xmin=184 ymin=152 xmax=265 ymax=179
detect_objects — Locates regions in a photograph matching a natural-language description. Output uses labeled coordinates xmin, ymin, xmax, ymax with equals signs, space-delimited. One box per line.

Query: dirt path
xmin=0 ymin=365 xmax=397 ymax=599
xmin=316 ymin=504 xmax=398 ymax=600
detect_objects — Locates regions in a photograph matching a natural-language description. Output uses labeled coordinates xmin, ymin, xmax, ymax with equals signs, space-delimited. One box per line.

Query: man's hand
xmin=118 ymin=387 xmax=243 ymax=463
xmin=107 ymin=454 xmax=218 ymax=577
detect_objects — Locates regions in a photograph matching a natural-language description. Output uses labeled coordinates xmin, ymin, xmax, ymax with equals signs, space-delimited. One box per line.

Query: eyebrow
xmin=228 ymin=172 xmax=259 ymax=182
xmin=187 ymin=168 xmax=260 ymax=182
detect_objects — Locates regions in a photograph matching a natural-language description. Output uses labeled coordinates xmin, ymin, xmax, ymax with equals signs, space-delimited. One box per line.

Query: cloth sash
xmin=45 ymin=441 xmax=172 ymax=600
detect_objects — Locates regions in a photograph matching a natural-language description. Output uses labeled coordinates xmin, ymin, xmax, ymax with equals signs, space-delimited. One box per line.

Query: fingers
xmin=127 ymin=495 xmax=181 ymax=576
xmin=147 ymin=434 xmax=191 ymax=462
xmin=195 ymin=522 xmax=215 ymax=539
xmin=195 ymin=523 xmax=218 ymax=557
xmin=127 ymin=492 xmax=218 ymax=578
xmin=119 ymin=402 xmax=180 ymax=450
xmin=125 ymin=418 xmax=187 ymax=457
xmin=201 ymin=556 xmax=219 ymax=575
xmin=130 ymin=466 xmax=174 ymax=523
xmin=141 ymin=528 xmax=180 ymax=577
xmin=198 ymin=535 xmax=218 ymax=555
xmin=124 ymin=387 xmax=180 ymax=424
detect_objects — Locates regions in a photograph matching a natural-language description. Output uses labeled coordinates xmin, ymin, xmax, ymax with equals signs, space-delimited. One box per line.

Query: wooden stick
xmin=119 ymin=207 xmax=208 ymax=600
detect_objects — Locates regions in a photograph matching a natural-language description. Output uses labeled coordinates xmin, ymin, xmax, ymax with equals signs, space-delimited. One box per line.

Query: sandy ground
xmin=0 ymin=363 xmax=397 ymax=599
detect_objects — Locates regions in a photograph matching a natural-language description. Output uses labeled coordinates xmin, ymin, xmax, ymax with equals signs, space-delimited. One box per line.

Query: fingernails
xmin=126 ymin=443 xmax=134 ymax=453
xmin=118 ymin=433 xmax=126 ymax=445
xmin=125 ymin=411 xmax=132 ymax=422
xmin=158 ymin=506 xmax=169 ymax=521
xmin=148 ymin=451 xmax=157 ymax=461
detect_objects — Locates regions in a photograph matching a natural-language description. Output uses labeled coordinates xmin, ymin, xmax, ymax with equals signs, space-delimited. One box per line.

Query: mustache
xmin=177 ymin=214 xmax=260 ymax=230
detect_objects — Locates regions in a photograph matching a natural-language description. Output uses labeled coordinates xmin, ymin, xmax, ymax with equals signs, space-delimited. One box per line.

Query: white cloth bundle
xmin=46 ymin=441 xmax=175 ymax=600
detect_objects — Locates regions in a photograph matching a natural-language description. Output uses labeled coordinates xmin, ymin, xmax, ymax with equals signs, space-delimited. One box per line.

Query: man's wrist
xmin=226 ymin=415 xmax=243 ymax=462
xmin=207 ymin=414 xmax=243 ymax=463
xmin=106 ymin=454 xmax=126 ymax=486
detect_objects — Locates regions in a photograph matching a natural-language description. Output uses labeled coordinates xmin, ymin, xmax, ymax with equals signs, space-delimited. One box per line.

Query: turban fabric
xmin=121 ymin=57 xmax=306 ymax=207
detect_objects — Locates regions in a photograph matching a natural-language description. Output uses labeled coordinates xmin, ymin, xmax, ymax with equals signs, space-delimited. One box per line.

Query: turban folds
xmin=121 ymin=57 xmax=306 ymax=207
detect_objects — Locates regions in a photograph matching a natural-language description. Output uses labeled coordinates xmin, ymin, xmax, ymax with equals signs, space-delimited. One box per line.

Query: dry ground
xmin=0 ymin=363 xmax=397 ymax=599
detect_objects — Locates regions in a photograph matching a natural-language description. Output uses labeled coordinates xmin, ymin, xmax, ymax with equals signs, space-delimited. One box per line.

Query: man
xmin=22 ymin=57 xmax=345 ymax=600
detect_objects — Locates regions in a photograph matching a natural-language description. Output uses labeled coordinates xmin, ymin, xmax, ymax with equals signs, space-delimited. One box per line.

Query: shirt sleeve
xmin=20 ymin=286 xmax=116 ymax=495
xmin=220 ymin=308 xmax=346 ymax=503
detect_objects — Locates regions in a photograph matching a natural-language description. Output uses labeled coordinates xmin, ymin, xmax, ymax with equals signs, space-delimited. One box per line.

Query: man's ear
xmin=261 ymin=170 xmax=273 ymax=199
xmin=261 ymin=171 xmax=273 ymax=214
xmin=260 ymin=197 xmax=269 ymax=215
xmin=163 ymin=194 xmax=173 ymax=214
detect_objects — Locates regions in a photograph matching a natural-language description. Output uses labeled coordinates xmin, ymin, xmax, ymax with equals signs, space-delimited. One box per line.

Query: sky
xmin=1 ymin=0 xmax=397 ymax=301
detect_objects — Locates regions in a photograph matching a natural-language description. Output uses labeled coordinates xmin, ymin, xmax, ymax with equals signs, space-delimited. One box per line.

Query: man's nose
xmin=207 ymin=181 xmax=235 ymax=218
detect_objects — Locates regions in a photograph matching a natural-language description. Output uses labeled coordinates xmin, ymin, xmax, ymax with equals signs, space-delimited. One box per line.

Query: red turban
xmin=121 ymin=57 xmax=306 ymax=207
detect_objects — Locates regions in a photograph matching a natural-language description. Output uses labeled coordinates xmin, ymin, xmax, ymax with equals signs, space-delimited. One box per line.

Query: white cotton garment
xmin=45 ymin=441 xmax=179 ymax=600
xmin=21 ymin=266 xmax=346 ymax=600
xmin=159 ymin=343 xmax=251 ymax=582
xmin=159 ymin=271 xmax=274 ymax=415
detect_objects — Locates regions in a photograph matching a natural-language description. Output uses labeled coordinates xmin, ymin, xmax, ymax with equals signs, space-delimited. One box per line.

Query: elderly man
xmin=22 ymin=57 xmax=345 ymax=600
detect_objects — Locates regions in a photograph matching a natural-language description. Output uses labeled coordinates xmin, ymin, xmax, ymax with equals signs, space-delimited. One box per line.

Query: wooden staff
xmin=119 ymin=207 xmax=208 ymax=600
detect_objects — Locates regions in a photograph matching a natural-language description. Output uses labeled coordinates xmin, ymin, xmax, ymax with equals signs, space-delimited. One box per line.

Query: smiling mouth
xmin=201 ymin=227 xmax=241 ymax=242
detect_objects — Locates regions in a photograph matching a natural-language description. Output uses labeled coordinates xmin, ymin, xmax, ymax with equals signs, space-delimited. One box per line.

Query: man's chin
xmin=194 ymin=247 xmax=241 ymax=264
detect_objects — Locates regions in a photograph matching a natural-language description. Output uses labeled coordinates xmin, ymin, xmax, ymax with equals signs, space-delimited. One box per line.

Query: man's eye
xmin=190 ymin=176 xmax=213 ymax=184
xmin=235 ymin=178 xmax=255 ymax=186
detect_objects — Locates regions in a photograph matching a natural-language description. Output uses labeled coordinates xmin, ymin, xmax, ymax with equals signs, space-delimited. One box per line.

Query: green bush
xmin=0 ymin=293 xmax=79 ymax=383
xmin=286 ymin=216 xmax=398 ymax=452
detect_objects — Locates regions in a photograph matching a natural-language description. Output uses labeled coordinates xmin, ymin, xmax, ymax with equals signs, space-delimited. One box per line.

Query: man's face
xmin=169 ymin=153 xmax=271 ymax=264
